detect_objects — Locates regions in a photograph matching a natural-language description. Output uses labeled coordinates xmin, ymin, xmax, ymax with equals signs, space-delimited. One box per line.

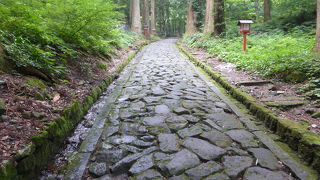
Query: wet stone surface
xmin=64 ymin=40 xmax=314 ymax=179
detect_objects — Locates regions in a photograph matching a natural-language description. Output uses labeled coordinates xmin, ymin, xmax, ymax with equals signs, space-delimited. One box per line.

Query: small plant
xmin=300 ymin=79 xmax=320 ymax=104
xmin=79 ymin=62 xmax=92 ymax=76
xmin=96 ymin=61 xmax=108 ymax=71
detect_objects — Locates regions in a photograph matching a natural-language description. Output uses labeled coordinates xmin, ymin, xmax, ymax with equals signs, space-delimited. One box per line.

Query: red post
xmin=243 ymin=33 xmax=247 ymax=52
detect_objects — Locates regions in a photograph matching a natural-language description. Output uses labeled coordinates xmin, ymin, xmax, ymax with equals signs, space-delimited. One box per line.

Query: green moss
xmin=31 ymin=131 xmax=49 ymax=147
xmin=96 ymin=61 xmax=108 ymax=71
xmin=0 ymin=98 xmax=5 ymax=115
xmin=312 ymin=112 xmax=320 ymax=119
xmin=25 ymin=77 xmax=47 ymax=89
xmin=63 ymin=100 xmax=83 ymax=123
xmin=0 ymin=160 xmax=18 ymax=180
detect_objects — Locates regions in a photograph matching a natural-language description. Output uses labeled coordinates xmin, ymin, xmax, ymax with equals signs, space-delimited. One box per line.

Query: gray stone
xmin=178 ymin=125 xmax=203 ymax=138
xmin=254 ymin=131 xmax=318 ymax=180
xmin=95 ymin=149 xmax=128 ymax=164
xmin=185 ymin=161 xmax=223 ymax=180
xmin=141 ymin=135 xmax=156 ymax=142
xmin=129 ymin=154 xmax=154 ymax=174
xmin=200 ymin=130 xmax=233 ymax=148
xmin=120 ymin=109 xmax=134 ymax=119
xmin=154 ymin=152 xmax=173 ymax=161
xmin=104 ymin=125 xmax=119 ymax=138
xmin=248 ymin=148 xmax=281 ymax=170
xmin=88 ymin=162 xmax=108 ymax=177
xmin=226 ymin=147 xmax=249 ymax=156
xmin=155 ymin=105 xmax=171 ymax=114
xmin=136 ymin=169 xmax=164 ymax=180
xmin=112 ymin=146 xmax=157 ymax=173
xmin=203 ymin=120 xmax=222 ymax=131
xmin=92 ymin=174 xmax=128 ymax=180
xmin=130 ymin=101 xmax=146 ymax=112
xmin=206 ymin=113 xmax=244 ymax=130
xmin=131 ymin=140 xmax=154 ymax=147
xmin=165 ymin=149 xmax=200 ymax=175
xmin=169 ymin=174 xmax=189 ymax=180
xmin=152 ymin=86 xmax=166 ymax=96
xmin=183 ymin=137 xmax=226 ymax=160
xmin=108 ymin=135 xmax=137 ymax=145
xmin=181 ymin=100 xmax=200 ymax=109
xmin=226 ymin=130 xmax=258 ymax=148
xmin=142 ymin=116 xmax=166 ymax=126
xmin=223 ymin=156 xmax=253 ymax=178
xmin=119 ymin=144 xmax=142 ymax=153
xmin=183 ymin=115 xmax=200 ymax=123
xmin=121 ymin=123 xmax=141 ymax=135
xmin=158 ymin=134 xmax=179 ymax=153
xmin=173 ymin=107 xmax=189 ymax=115
xmin=243 ymin=167 xmax=293 ymax=180
xmin=143 ymin=96 xmax=161 ymax=103
xmin=204 ymin=173 xmax=230 ymax=180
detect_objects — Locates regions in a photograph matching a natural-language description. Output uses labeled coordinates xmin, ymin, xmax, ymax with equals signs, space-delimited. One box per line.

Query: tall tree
xmin=131 ymin=0 xmax=142 ymax=34
xmin=204 ymin=0 xmax=214 ymax=34
xmin=264 ymin=0 xmax=271 ymax=22
xmin=315 ymin=0 xmax=320 ymax=51
xmin=143 ymin=0 xmax=150 ymax=35
xmin=186 ymin=0 xmax=197 ymax=35
xmin=150 ymin=0 xmax=156 ymax=35
xmin=254 ymin=0 xmax=260 ymax=23
xmin=214 ymin=0 xmax=225 ymax=36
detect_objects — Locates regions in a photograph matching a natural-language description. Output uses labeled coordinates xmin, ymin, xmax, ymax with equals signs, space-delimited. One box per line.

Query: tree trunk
xmin=131 ymin=0 xmax=142 ymax=34
xmin=214 ymin=0 xmax=225 ymax=36
xmin=186 ymin=0 xmax=197 ymax=35
xmin=143 ymin=0 xmax=150 ymax=31
xmin=264 ymin=0 xmax=271 ymax=22
xmin=254 ymin=0 xmax=260 ymax=24
xmin=150 ymin=0 xmax=156 ymax=35
xmin=204 ymin=0 xmax=214 ymax=34
xmin=315 ymin=0 xmax=320 ymax=51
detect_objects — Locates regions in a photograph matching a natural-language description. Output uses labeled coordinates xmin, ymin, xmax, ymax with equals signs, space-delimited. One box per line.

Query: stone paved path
xmin=65 ymin=39 xmax=318 ymax=180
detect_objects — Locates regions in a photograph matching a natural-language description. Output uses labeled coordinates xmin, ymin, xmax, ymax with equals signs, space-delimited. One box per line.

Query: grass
xmin=184 ymin=29 xmax=319 ymax=83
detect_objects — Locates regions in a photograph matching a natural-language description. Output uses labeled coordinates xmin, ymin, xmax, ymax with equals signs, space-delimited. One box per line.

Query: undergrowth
xmin=183 ymin=25 xmax=320 ymax=102
xmin=184 ymin=28 xmax=319 ymax=82
xmin=0 ymin=0 xmax=137 ymax=78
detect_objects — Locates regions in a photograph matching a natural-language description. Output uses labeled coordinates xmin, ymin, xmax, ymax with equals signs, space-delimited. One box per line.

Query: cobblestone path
xmin=65 ymin=39 xmax=317 ymax=180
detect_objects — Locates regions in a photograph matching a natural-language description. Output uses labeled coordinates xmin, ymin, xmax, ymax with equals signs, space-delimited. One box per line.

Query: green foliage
xmin=0 ymin=0 xmax=134 ymax=78
xmin=184 ymin=30 xmax=319 ymax=83
xmin=300 ymin=79 xmax=320 ymax=103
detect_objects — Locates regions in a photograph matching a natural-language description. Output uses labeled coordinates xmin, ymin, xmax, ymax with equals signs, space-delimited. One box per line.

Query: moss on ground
xmin=25 ymin=77 xmax=47 ymax=89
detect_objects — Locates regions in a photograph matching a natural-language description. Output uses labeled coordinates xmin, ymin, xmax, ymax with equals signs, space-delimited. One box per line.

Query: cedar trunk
xmin=186 ymin=0 xmax=197 ymax=35
xmin=204 ymin=0 xmax=214 ymax=34
xmin=131 ymin=0 xmax=142 ymax=34
xmin=264 ymin=0 xmax=271 ymax=22
xmin=214 ymin=0 xmax=225 ymax=36
xmin=150 ymin=0 xmax=157 ymax=35
xmin=315 ymin=0 xmax=320 ymax=51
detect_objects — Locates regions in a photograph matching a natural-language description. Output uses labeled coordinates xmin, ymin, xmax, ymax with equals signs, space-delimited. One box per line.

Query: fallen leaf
xmin=53 ymin=93 xmax=60 ymax=102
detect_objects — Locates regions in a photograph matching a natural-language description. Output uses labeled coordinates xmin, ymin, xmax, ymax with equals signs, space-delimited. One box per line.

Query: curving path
xmin=64 ymin=39 xmax=318 ymax=180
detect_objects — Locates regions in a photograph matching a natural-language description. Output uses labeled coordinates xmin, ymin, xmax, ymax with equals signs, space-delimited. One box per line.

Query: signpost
xmin=238 ymin=20 xmax=254 ymax=52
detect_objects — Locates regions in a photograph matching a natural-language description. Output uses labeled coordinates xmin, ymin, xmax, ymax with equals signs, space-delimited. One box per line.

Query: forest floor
xmin=0 ymin=39 xmax=146 ymax=164
xmin=180 ymin=43 xmax=320 ymax=133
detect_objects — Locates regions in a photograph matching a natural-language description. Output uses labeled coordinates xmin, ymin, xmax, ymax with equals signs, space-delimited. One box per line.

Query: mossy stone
xmin=0 ymin=98 xmax=5 ymax=115
xmin=25 ymin=77 xmax=47 ymax=89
